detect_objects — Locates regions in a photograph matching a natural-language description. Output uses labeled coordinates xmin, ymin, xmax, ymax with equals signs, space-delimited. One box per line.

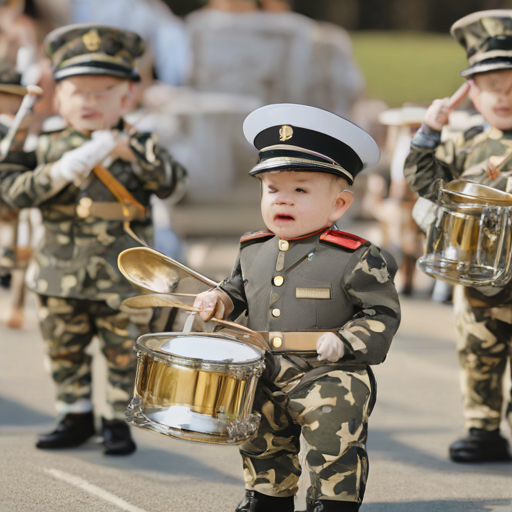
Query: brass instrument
xmin=118 ymin=246 xmax=218 ymax=294
xmin=126 ymin=332 xmax=264 ymax=445
xmin=118 ymin=247 xmax=270 ymax=444
xmin=418 ymin=179 xmax=512 ymax=287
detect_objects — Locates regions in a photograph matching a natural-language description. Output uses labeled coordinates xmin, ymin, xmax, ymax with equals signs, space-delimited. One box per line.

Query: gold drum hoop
xmin=126 ymin=332 xmax=265 ymax=445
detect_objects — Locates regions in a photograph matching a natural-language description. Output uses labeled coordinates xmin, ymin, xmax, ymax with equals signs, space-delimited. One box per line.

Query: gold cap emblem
xmin=83 ymin=30 xmax=101 ymax=52
xmin=279 ymin=125 xmax=293 ymax=142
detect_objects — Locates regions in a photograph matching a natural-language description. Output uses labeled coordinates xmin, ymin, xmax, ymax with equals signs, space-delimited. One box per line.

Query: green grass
xmin=351 ymin=31 xmax=468 ymax=107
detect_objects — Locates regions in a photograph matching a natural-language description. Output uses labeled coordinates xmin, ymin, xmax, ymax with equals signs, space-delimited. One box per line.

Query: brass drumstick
xmin=118 ymin=247 xmax=219 ymax=294
xmin=122 ymin=293 xmax=269 ymax=351
xmin=0 ymin=85 xmax=43 ymax=162
xmin=122 ymin=293 xmax=202 ymax=311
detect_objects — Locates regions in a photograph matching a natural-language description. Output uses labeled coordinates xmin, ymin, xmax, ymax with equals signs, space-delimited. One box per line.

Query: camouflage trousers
xmin=37 ymin=295 xmax=151 ymax=420
xmin=453 ymin=286 xmax=512 ymax=431
xmin=240 ymin=354 xmax=373 ymax=507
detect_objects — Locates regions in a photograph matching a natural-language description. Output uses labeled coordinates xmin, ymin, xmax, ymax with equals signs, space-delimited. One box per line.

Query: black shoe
xmin=235 ymin=490 xmax=253 ymax=512
xmin=0 ymin=272 xmax=11 ymax=289
xmin=449 ymin=428 xmax=511 ymax=463
xmin=36 ymin=412 xmax=96 ymax=449
xmin=102 ymin=418 xmax=136 ymax=456
xmin=307 ymin=498 xmax=360 ymax=511
xmin=235 ymin=490 xmax=294 ymax=512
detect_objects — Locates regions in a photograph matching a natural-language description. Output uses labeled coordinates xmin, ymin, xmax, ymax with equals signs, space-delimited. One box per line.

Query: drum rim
xmin=135 ymin=332 xmax=265 ymax=367
xmin=442 ymin=179 xmax=512 ymax=207
xmin=438 ymin=199 xmax=510 ymax=215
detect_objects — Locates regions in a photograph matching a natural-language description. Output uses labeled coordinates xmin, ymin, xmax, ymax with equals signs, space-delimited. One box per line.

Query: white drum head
xmin=161 ymin=336 xmax=260 ymax=363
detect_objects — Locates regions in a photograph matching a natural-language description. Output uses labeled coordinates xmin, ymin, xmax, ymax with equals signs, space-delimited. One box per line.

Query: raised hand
xmin=424 ymin=82 xmax=471 ymax=131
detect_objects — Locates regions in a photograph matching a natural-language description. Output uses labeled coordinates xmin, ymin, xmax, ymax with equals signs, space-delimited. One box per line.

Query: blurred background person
xmin=369 ymin=107 xmax=426 ymax=296
xmin=69 ymin=0 xmax=189 ymax=90
xmin=186 ymin=0 xmax=364 ymax=117
xmin=0 ymin=63 xmax=40 ymax=329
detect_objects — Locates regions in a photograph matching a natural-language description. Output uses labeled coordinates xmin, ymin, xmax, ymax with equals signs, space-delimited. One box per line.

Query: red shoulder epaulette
xmin=240 ymin=230 xmax=275 ymax=246
xmin=320 ymin=229 xmax=367 ymax=251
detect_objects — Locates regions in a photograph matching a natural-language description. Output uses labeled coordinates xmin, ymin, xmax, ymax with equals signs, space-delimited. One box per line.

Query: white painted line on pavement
xmin=43 ymin=468 xmax=148 ymax=512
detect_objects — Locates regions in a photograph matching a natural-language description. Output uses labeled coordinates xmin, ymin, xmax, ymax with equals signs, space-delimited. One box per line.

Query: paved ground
xmin=0 ymin=280 xmax=511 ymax=511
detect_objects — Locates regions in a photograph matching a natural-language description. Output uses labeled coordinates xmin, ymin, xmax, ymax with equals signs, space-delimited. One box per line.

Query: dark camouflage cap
xmin=44 ymin=23 xmax=145 ymax=82
xmin=451 ymin=10 xmax=512 ymax=77
xmin=0 ymin=61 xmax=26 ymax=96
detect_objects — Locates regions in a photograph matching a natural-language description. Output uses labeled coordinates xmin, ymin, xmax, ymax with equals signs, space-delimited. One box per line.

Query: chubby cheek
xmin=59 ymin=95 xmax=81 ymax=120
xmin=260 ymin=196 xmax=274 ymax=226
xmin=474 ymin=91 xmax=497 ymax=114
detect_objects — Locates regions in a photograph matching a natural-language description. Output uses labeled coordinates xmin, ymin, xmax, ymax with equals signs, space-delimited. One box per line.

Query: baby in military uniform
xmin=0 ymin=63 xmax=38 ymax=284
xmin=405 ymin=10 xmax=512 ymax=463
xmin=194 ymin=104 xmax=401 ymax=512
xmin=0 ymin=24 xmax=187 ymax=455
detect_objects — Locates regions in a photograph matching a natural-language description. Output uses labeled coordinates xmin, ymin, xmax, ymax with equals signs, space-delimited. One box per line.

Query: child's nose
xmin=273 ymin=192 xmax=293 ymax=205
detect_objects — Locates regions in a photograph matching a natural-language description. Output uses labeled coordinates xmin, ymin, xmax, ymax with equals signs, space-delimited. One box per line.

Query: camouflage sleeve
xmin=128 ymin=131 xmax=187 ymax=200
xmin=219 ymin=250 xmax=248 ymax=320
xmin=0 ymin=133 xmax=73 ymax=209
xmin=338 ymin=243 xmax=401 ymax=365
xmin=0 ymin=162 xmax=68 ymax=209
xmin=404 ymin=124 xmax=464 ymax=201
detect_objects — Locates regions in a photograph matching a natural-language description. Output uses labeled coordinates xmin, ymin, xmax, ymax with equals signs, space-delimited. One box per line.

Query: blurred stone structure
xmin=153 ymin=6 xmax=365 ymax=238
xmin=186 ymin=8 xmax=364 ymax=117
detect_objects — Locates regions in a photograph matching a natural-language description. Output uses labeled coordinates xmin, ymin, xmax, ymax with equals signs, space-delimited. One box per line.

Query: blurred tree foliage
xmin=299 ymin=0 xmax=512 ymax=31
xmin=164 ymin=0 xmax=512 ymax=32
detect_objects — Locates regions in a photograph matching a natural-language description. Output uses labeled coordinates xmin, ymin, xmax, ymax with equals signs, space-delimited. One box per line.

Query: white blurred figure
xmin=373 ymin=107 xmax=427 ymax=296
xmin=187 ymin=0 xmax=364 ymax=117
xmin=70 ymin=0 xmax=190 ymax=87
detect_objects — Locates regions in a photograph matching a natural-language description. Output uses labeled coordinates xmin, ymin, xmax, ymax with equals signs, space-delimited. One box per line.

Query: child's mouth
xmin=274 ymin=214 xmax=295 ymax=223
xmin=81 ymin=112 xmax=102 ymax=119
xmin=494 ymin=107 xmax=512 ymax=117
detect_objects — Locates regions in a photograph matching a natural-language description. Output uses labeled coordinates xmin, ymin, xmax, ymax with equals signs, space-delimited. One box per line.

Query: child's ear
xmin=120 ymin=82 xmax=137 ymax=115
xmin=468 ymin=79 xmax=481 ymax=111
xmin=53 ymin=83 xmax=61 ymax=113
xmin=329 ymin=189 xmax=354 ymax=223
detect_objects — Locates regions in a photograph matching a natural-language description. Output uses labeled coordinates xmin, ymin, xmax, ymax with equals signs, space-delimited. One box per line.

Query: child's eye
xmin=268 ymin=188 xmax=277 ymax=194
xmin=296 ymin=188 xmax=306 ymax=193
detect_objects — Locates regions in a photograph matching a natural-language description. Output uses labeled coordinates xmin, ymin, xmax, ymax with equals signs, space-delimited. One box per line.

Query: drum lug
xmin=228 ymin=361 xmax=265 ymax=379
xmin=226 ymin=414 xmax=260 ymax=443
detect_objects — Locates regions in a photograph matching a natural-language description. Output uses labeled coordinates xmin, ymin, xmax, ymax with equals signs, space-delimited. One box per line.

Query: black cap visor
xmin=54 ymin=60 xmax=140 ymax=82
xmin=249 ymin=156 xmax=354 ymax=183
xmin=461 ymin=57 xmax=512 ymax=77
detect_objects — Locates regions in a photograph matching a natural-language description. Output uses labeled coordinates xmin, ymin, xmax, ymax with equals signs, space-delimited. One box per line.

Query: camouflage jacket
xmin=220 ymin=229 xmax=401 ymax=366
xmin=0 ymin=149 xmax=37 ymax=219
xmin=405 ymin=123 xmax=512 ymax=305
xmin=404 ymin=123 xmax=512 ymax=201
xmin=0 ymin=122 xmax=186 ymax=307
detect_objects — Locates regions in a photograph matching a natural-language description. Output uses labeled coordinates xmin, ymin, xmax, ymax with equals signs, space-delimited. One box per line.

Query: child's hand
xmin=424 ymin=82 xmax=471 ymax=132
xmin=193 ymin=289 xmax=234 ymax=321
xmin=109 ymin=134 xmax=137 ymax=163
xmin=486 ymin=155 xmax=505 ymax=179
xmin=317 ymin=333 xmax=345 ymax=362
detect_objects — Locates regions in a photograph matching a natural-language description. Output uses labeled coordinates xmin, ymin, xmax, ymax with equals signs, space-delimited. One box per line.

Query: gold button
xmin=278 ymin=240 xmax=289 ymax=252
xmin=76 ymin=197 xmax=92 ymax=218
xmin=272 ymin=336 xmax=283 ymax=348
xmin=272 ymin=308 xmax=281 ymax=317
xmin=79 ymin=197 xmax=93 ymax=207
xmin=273 ymin=276 xmax=284 ymax=287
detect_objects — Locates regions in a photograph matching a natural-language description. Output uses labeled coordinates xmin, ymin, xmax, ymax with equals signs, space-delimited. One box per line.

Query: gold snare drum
xmin=126 ymin=332 xmax=265 ymax=445
xmin=418 ymin=180 xmax=512 ymax=287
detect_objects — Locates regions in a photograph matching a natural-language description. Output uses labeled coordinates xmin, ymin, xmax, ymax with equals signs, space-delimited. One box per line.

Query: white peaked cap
xmin=243 ymin=104 xmax=380 ymax=182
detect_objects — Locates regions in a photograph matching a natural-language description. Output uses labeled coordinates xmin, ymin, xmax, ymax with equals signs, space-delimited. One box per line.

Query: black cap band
xmin=54 ymin=60 xmax=140 ymax=82
xmin=254 ymin=125 xmax=363 ymax=176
